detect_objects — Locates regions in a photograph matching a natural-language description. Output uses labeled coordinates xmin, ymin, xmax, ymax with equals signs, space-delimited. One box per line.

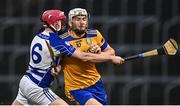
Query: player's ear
xmin=68 ymin=21 xmax=72 ymax=27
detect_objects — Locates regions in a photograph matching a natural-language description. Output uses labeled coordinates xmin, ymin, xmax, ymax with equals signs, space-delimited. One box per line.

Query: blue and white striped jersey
xmin=26 ymin=31 xmax=76 ymax=88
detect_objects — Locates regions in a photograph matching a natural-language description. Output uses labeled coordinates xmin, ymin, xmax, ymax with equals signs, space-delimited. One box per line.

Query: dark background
xmin=0 ymin=0 xmax=180 ymax=105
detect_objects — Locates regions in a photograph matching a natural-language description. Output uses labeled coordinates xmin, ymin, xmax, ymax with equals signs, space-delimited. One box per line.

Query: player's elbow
xmin=111 ymin=49 xmax=116 ymax=55
xmin=105 ymin=49 xmax=115 ymax=56
xmin=103 ymin=46 xmax=116 ymax=56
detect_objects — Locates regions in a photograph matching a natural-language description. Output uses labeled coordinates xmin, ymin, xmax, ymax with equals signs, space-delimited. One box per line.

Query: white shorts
xmin=15 ymin=75 xmax=58 ymax=105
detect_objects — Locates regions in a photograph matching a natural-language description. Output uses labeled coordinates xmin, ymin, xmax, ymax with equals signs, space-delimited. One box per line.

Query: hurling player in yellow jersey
xmin=59 ymin=8 xmax=124 ymax=105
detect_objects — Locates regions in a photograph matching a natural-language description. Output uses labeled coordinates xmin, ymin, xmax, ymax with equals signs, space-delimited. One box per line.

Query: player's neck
xmin=44 ymin=28 xmax=54 ymax=33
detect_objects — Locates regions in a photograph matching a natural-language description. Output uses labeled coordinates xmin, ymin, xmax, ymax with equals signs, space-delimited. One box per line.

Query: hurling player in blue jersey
xmin=12 ymin=9 xmax=124 ymax=105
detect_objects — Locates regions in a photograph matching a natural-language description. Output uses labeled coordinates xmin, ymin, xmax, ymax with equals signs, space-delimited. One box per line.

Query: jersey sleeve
xmin=96 ymin=30 xmax=108 ymax=50
xmin=49 ymin=33 xmax=76 ymax=57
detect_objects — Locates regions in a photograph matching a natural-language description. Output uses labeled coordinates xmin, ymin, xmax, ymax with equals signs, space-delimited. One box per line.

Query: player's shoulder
xmin=87 ymin=28 xmax=98 ymax=34
xmin=87 ymin=28 xmax=102 ymax=36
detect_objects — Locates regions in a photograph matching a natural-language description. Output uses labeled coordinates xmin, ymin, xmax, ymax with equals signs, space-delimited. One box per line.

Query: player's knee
xmin=85 ymin=98 xmax=102 ymax=106
xmin=50 ymin=98 xmax=69 ymax=105
xmin=12 ymin=100 xmax=23 ymax=105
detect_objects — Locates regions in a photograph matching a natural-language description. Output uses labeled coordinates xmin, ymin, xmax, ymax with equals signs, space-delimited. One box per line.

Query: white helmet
xmin=68 ymin=8 xmax=88 ymax=20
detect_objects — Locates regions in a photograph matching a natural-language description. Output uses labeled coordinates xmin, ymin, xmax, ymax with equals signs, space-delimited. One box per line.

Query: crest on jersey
xmin=75 ymin=40 xmax=82 ymax=48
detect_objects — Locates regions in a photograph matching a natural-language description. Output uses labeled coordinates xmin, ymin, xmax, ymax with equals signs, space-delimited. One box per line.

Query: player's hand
xmin=111 ymin=56 xmax=124 ymax=64
xmin=89 ymin=43 xmax=101 ymax=54
xmin=51 ymin=65 xmax=61 ymax=77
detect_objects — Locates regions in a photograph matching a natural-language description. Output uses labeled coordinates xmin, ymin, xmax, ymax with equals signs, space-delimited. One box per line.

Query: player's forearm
xmin=84 ymin=52 xmax=113 ymax=62
xmin=72 ymin=50 xmax=112 ymax=63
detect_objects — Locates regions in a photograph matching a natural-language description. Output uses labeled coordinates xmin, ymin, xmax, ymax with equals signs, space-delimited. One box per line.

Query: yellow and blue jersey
xmin=59 ymin=28 xmax=109 ymax=101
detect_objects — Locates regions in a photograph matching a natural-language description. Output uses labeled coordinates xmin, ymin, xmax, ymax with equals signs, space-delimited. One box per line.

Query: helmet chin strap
xmin=43 ymin=21 xmax=58 ymax=34
xmin=50 ymin=25 xmax=59 ymax=32
xmin=48 ymin=23 xmax=66 ymax=35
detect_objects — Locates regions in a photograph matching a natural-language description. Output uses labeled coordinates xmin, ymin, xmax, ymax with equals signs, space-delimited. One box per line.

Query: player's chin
xmin=79 ymin=28 xmax=86 ymax=32
xmin=79 ymin=26 xmax=87 ymax=30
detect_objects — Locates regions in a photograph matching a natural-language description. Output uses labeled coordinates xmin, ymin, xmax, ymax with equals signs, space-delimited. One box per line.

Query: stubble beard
xmin=71 ymin=25 xmax=88 ymax=35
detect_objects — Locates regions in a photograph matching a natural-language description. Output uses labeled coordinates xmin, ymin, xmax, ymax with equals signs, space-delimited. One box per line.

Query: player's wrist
xmin=110 ymin=55 xmax=115 ymax=62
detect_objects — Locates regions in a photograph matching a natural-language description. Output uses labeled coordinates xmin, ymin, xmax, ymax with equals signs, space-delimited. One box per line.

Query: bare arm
xmin=72 ymin=50 xmax=124 ymax=64
xmin=102 ymin=45 xmax=115 ymax=56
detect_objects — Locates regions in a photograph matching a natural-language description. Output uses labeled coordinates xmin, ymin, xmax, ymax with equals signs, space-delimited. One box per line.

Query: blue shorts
xmin=70 ymin=79 xmax=107 ymax=105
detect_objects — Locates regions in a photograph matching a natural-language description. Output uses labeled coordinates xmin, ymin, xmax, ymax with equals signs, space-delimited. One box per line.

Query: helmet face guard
xmin=41 ymin=10 xmax=66 ymax=32
xmin=68 ymin=8 xmax=89 ymax=20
